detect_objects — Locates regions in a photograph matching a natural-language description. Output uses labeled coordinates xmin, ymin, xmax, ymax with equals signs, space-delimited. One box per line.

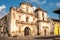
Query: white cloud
xmin=25 ymin=0 xmax=46 ymax=5
xmin=0 ymin=5 xmax=6 ymax=12
xmin=56 ymin=2 xmax=60 ymax=8
xmin=48 ymin=2 xmax=60 ymax=8
xmin=47 ymin=15 xmax=50 ymax=18
xmin=0 ymin=12 xmax=8 ymax=18
xmin=49 ymin=2 xmax=54 ymax=5
xmin=48 ymin=2 xmax=55 ymax=7
xmin=0 ymin=5 xmax=8 ymax=19
xmin=31 ymin=0 xmax=38 ymax=2
xmin=33 ymin=6 xmax=37 ymax=10
xmin=41 ymin=0 xmax=46 ymax=5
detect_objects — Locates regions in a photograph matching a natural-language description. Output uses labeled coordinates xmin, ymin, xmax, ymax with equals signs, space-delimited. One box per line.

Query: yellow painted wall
xmin=54 ymin=23 xmax=60 ymax=35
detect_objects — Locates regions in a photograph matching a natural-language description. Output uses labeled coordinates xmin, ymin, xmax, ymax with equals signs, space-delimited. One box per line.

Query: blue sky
xmin=0 ymin=0 xmax=60 ymax=19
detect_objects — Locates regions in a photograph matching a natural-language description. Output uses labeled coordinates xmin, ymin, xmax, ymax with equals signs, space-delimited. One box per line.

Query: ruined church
xmin=0 ymin=2 xmax=53 ymax=37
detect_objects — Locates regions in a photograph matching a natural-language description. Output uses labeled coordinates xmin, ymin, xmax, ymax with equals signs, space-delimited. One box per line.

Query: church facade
xmin=0 ymin=2 xmax=54 ymax=37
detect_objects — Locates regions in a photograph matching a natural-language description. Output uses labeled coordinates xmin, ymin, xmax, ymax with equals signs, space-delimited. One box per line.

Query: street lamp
xmin=53 ymin=8 xmax=60 ymax=35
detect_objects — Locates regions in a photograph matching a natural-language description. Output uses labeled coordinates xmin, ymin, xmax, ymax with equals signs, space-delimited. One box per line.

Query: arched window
xmin=42 ymin=12 xmax=44 ymax=20
xmin=20 ymin=14 xmax=26 ymax=22
xmin=28 ymin=16 xmax=33 ymax=22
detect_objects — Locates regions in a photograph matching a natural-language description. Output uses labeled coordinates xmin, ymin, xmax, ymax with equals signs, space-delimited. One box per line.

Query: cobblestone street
xmin=0 ymin=35 xmax=60 ymax=40
xmin=0 ymin=37 xmax=53 ymax=40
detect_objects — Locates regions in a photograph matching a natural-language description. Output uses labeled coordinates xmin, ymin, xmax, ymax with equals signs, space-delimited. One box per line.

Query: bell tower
xmin=35 ymin=8 xmax=48 ymax=21
xmin=35 ymin=8 xmax=50 ymax=36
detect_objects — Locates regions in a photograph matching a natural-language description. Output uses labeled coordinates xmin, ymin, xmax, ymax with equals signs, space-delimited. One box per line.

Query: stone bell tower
xmin=35 ymin=8 xmax=51 ymax=36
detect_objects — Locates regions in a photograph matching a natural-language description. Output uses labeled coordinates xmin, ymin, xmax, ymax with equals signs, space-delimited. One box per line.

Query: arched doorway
xmin=24 ymin=27 xmax=30 ymax=36
xmin=43 ymin=26 xmax=49 ymax=36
